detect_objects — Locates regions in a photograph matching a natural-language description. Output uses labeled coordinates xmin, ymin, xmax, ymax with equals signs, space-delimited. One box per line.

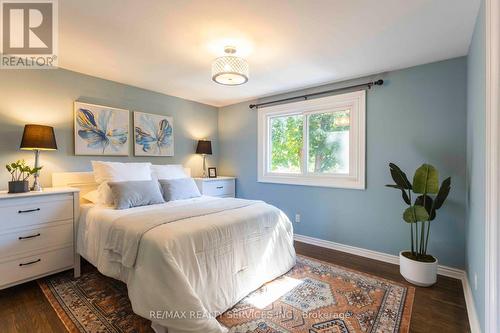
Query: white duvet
xmin=78 ymin=196 xmax=296 ymax=333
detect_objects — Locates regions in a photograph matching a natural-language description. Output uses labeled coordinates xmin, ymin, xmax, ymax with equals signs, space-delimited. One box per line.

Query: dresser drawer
xmin=0 ymin=221 xmax=73 ymax=259
xmin=0 ymin=194 xmax=73 ymax=231
xmin=0 ymin=246 xmax=73 ymax=288
xmin=202 ymin=179 xmax=235 ymax=197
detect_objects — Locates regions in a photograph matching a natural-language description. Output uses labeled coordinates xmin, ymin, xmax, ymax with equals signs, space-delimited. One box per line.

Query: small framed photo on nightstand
xmin=208 ymin=167 xmax=217 ymax=178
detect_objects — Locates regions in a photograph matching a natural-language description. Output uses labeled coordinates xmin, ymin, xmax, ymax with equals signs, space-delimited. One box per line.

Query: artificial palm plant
xmin=386 ymin=163 xmax=451 ymax=262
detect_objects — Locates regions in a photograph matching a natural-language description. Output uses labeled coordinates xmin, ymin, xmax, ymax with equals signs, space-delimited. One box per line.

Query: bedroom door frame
xmin=485 ymin=0 xmax=499 ymax=332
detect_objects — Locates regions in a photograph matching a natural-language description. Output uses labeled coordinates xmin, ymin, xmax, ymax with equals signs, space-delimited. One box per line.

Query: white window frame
xmin=257 ymin=90 xmax=366 ymax=189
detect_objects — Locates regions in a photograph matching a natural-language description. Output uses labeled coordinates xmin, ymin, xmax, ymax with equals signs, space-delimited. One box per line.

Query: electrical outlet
xmin=295 ymin=214 xmax=301 ymax=223
xmin=474 ymin=273 xmax=478 ymax=291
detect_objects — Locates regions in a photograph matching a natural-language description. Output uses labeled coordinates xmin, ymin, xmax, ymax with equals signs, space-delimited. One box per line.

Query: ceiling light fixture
xmin=212 ymin=46 xmax=249 ymax=86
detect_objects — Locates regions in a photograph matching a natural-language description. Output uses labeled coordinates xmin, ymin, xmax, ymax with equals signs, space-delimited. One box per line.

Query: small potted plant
xmin=386 ymin=163 xmax=451 ymax=286
xmin=6 ymin=160 xmax=42 ymax=193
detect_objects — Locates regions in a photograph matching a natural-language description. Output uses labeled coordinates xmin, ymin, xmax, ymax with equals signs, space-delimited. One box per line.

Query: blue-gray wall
xmin=219 ymin=57 xmax=467 ymax=269
xmin=0 ymin=68 xmax=219 ymax=187
xmin=466 ymin=0 xmax=486 ymax=329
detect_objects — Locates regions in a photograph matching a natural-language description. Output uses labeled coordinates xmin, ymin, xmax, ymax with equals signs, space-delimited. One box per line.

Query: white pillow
xmin=82 ymin=190 xmax=99 ymax=204
xmin=91 ymin=161 xmax=153 ymax=205
xmin=151 ymin=164 xmax=188 ymax=180
xmin=91 ymin=161 xmax=152 ymax=183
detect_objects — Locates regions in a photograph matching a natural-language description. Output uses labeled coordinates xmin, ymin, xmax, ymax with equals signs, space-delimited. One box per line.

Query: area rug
xmin=38 ymin=255 xmax=414 ymax=333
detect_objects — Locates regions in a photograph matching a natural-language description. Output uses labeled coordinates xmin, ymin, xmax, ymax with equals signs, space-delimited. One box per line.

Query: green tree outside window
xmin=270 ymin=110 xmax=350 ymax=174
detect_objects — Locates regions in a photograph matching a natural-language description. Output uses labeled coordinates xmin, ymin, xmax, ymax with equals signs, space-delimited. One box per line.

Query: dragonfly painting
xmin=134 ymin=112 xmax=174 ymax=156
xmin=74 ymin=102 xmax=129 ymax=155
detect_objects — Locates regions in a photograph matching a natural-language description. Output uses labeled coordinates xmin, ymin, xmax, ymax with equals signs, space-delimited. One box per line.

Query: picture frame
xmin=133 ymin=111 xmax=174 ymax=156
xmin=74 ymin=102 xmax=129 ymax=156
xmin=208 ymin=167 xmax=217 ymax=178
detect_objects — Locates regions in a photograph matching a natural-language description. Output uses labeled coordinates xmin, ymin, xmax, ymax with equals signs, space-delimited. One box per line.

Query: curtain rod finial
xmin=374 ymin=79 xmax=384 ymax=86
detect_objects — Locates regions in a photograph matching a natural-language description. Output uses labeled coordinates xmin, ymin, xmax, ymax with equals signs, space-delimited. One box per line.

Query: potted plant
xmin=386 ymin=163 xmax=451 ymax=286
xmin=6 ymin=160 xmax=42 ymax=193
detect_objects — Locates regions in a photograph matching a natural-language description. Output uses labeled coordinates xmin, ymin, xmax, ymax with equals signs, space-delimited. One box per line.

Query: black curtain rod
xmin=249 ymin=79 xmax=384 ymax=109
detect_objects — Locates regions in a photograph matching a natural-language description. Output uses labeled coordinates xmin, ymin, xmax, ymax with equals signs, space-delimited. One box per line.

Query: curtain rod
xmin=249 ymin=79 xmax=384 ymax=109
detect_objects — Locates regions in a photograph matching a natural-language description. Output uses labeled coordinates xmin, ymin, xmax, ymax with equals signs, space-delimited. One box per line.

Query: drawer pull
xmin=216 ymin=186 xmax=224 ymax=189
xmin=19 ymin=258 xmax=41 ymax=266
xmin=18 ymin=233 xmax=41 ymax=240
xmin=18 ymin=208 xmax=40 ymax=214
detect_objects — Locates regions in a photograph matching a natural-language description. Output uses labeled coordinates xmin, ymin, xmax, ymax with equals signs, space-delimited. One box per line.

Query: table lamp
xmin=196 ymin=139 xmax=212 ymax=178
xmin=20 ymin=124 xmax=57 ymax=191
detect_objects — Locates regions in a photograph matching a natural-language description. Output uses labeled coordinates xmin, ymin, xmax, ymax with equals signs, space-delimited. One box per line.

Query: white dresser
xmin=194 ymin=177 xmax=236 ymax=198
xmin=0 ymin=187 xmax=80 ymax=289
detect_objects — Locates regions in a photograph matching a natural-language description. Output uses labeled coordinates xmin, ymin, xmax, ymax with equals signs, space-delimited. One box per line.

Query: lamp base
xmin=202 ymin=154 xmax=208 ymax=178
xmin=31 ymin=149 xmax=42 ymax=192
xmin=31 ymin=178 xmax=42 ymax=192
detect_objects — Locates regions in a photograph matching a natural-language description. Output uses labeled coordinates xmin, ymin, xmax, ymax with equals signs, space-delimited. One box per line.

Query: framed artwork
xmin=133 ymin=111 xmax=174 ymax=156
xmin=74 ymin=102 xmax=129 ymax=156
xmin=208 ymin=167 xmax=217 ymax=178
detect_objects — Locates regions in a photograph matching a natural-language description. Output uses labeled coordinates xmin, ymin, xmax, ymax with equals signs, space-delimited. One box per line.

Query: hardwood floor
xmin=0 ymin=281 xmax=67 ymax=333
xmin=0 ymin=241 xmax=470 ymax=333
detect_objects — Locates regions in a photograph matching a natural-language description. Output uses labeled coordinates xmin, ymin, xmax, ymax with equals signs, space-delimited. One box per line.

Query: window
xmin=258 ymin=90 xmax=366 ymax=189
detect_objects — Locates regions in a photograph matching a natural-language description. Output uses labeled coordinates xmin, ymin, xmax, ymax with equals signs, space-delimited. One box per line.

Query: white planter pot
xmin=399 ymin=251 xmax=438 ymax=287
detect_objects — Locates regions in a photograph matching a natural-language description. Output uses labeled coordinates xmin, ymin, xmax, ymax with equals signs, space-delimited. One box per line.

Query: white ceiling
xmin=59 ymin=0 xmax=480 ymax=107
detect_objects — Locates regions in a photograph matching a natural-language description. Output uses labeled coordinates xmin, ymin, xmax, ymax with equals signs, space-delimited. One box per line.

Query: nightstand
xmin=194 ymin=177 xmax=236 ymax=198
xmin=0 ymin=187 xmax=80 ymax=289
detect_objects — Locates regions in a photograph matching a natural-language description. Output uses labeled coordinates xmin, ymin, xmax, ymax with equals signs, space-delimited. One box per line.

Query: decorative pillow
xmin=107 ymin=180 xmax=165 ymax=210
xmin=159 ymin=178 xmax=201 ymax=201
xmin=151 ymin=164 xmax=188 ymax=180
xmin=92 ymin=161 xmax=152 ymax=184
xmin=82 ymin=190 xmax=99 ymax=204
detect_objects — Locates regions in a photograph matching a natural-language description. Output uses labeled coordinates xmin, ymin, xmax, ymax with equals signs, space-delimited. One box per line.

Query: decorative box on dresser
xmin=0 ymin=187 xmax=80 ymax=290
xmin=194 ymin=176 xmax=236 ymax=198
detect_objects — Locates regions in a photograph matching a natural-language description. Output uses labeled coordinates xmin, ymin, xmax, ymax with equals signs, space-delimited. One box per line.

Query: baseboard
xmin=294 ymin=234 xmax=464 ymax=279
xmin=294 ymin=233 xmax=400 ymax=265
xmin=293 ymin=233 xmax=480 ymax=332
xmin=462 ymin=274 xmax=482 ymax=333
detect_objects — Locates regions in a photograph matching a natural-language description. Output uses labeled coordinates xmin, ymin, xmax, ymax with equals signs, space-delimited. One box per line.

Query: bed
xmin=53 ymin=171 xmax=296 ymax=333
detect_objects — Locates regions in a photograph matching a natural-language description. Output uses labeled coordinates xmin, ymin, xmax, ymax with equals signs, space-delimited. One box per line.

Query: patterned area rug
xmin=39 ymin=255 xmax=414 ymax=333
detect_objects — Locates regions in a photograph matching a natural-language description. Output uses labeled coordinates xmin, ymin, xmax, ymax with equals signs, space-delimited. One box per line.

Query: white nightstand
xmin=194 ymin=177 xmax=236 ymax=198
xmin=0 ymin=187 xmax=80 ymax=289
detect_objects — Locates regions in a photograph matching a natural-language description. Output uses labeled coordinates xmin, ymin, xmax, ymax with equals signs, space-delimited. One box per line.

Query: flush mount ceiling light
xmin=212 ymin=46 xmax=249 ymax=86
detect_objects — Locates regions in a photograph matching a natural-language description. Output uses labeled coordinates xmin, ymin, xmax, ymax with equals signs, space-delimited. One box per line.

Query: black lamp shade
xmin=196 ymin=140 xmax=212 ymax=155
xmin=20 ymin=124 xmax=57 ymax=150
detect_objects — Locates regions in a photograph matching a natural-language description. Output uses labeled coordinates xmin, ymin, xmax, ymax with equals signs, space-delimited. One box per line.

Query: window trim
xmin=257 ymin=90 xmax=366 ymax=189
